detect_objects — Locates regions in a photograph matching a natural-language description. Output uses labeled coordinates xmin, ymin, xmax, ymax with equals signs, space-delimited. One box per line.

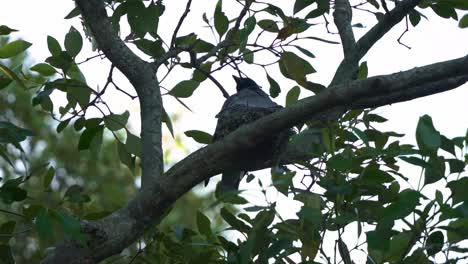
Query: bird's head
xmin=233 ymin=76 xmax=260 ymax=92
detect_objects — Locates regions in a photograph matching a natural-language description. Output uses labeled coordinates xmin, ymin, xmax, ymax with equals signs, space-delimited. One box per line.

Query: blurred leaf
xmin=125 ymin=132 xmax=142 ymax=157
xmin=78 ymin=125 xmax=104 ymax=150
xmin=104 ymin=111 xmax=130 ymax=131
xmin=0 ymin=245 xmax=14 ymax=264
xmin=0 ymin=221 xmax=16 ymax=244
xmin=184 ymin=130 xmax=212 ymax=144
xmin=0 ymin=40 xmax=32 ymax=58
xmin=30 ymin=63 xmax=56 ymax=76
xmin=168 ymin=80 xmax=200 ymax=98
xmin=118 ymin=141 xmax=135 ymax=172
xmin=0 ymin=64 xmax=26 ymax=89
xmin=285 ymin=86 xmax=300 ymax=107
xmin=51 ymin=210 xmax=86 ymax=245
xmin=64 ymin=26 xmax=83 ymax=58
xmin=42 ymin=166 xmax=55 ymax=189
xmin=0 ymin=25 xmax=18 ymax=35
xmin=192 ymin=62 xmax=213 ymax=82
xmin=220 ymin=207 xmax=250 ymax=233
xmin=35 ymin=208 xmax=53 ymax=241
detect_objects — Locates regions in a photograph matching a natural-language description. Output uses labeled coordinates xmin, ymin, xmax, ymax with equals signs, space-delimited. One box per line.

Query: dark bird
xmin=209 ymin=75 xmax=289 ymax=193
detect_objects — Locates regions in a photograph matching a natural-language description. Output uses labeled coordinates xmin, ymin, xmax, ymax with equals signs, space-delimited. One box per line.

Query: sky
xmin=3 ymin=0 xmax=468 ymax=262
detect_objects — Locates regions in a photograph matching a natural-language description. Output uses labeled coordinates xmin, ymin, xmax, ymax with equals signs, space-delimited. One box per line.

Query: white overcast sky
xmin=3 ymin=0 xmax=468 ymax=262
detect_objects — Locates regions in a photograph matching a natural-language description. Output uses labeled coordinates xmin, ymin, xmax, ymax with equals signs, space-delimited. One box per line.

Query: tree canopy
xmin=0 ymin=0 xmax=468 ymax=263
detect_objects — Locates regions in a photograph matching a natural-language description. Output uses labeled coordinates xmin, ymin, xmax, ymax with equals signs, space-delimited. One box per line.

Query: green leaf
xmin=285 ymin=86 xmax=300 ymax=107
xmin=78 ymin=125 xmax=104 ymax=150
xmin=294 ymin=0 xmax=315 ymax=14
xmin=409 ymin=10 xmax=422 ymax=26
xmin=118 ymin=141 xmax=135 ymax=172
xmin=67 ymin=84 xmax=91 ymax=109
xmin=0 ymin=40 xmax=32 ymax=58
xmin=0 ymin=64 xmax=26 ymax=89
xmin=192 ymin=62 xmax=213 ymax=82
xmin=447 ymin=159 xmax=465 ymax=173
xmin=360 ymin=164 xmax=394 ymax=184
xmin=460 ymin=14 xmax=468 ymax=28
xmin=64 ymin=185 xmax=90 ymax=204
xmin=243 ymin=48 xmax=254 ymax=64
xmin=47 ymin=36 xmax=62 ymax=56
xmin=426 ymin=231 xmax=444 ymax=256
xmin=125 ymin=132 xmax=142 ymax=157
xmin=357 ymin=61 xmax=368 ymax=79
xmin=293 ymin=45 xmax=315 ymax=58
xmin=134 ymin=39 xmax=165 ymax=58
xmin=162 ymin=108 xmax=174 ymax=137
xmin=35 ymin=208 xmax=53 ymax=241
xmin=185 ymin=130 xmax=212 ymax=144
xmin=64 ymin=6 xmax=81 ymax=19
xmin=416 ymin=115 xmax=441 ymax=154
xmin=104 ymin=111 xmax=130 ymax=131
xmin=0 ymin=76 xmax=12 ymax=90
xmin=447 ymin=218 xmax=468 ymax=243
xmin=424 ymin=155 xmax=445 ymax=185
xmin=30 ymin=63 xmax=56 ymax=76
xmin=447 ymin=178 xmax=468 ymax=204
xmin=42 ymin=166 xmax=55 ymax=189
xmin=257 ymin=19 xmax=279 ymax=32
xmin=220 ymin=207 xmax=251 ymax=233
xmin=279 ymin=51 xmax=315 ymax=82
xmin=338 ymin=239 xmax=352 ymax=264
xmin=214 ymin=0 xmax=229 ymax=37
xmin=267 ymin=74 xmax=281 ymax=98
xmin=0 ymin=121 xmax=35 ymax=144
xmin=65 ymin=26 xmax=83 ymax=58
xmin=383 ymin=190 xmax=421 ymax=222
xmin=196 ymin=211 xmax=213 ymax=239
xmin=127 ymin=0 xmax=153 ymax=37
xmin=46 ymin=51 xmax=73 ymax=71
xmin=0 ymin=25 xmax=18 ymax=36
xmin=52 ymin=210 xmax=86 ymax=245
xmin=168 ymin=80 xmax=200 ymax=98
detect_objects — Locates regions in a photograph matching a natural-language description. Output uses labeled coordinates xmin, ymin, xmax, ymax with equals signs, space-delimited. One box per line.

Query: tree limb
xmin=75 ymin=0 xmax=163 ymax=188
xmin=333 ymin=0 xmax=356 ymax=59
xmin=42 ymin=54 xmax=468 ymax=264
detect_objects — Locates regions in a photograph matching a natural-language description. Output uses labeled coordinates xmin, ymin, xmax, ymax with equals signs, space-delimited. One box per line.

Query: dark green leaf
xmin=52 ymin=210 xmax=86 ymax=245
xmin=0 ymin=25 xmax=18 ymax=36
xmin=125 ymin=132 xmax=142 ymax=157
xmin=0 ymin=221 xmax=16 ymax=244
xmin=184 ymin=130 xmax=212 ymax=144
xmin=78 ymin=125 xmax=104 ymax=150
xmin=448 ymin=159 xmax=465 ymax=173
xmin=134 ymin=39 xmax=165 ymax=58
xmin=67 ymin=84 xmax=91 ymax=109
xmin=293 ymin=45 xmax=315 ymax=58
xmin=294 ymin=0 xmax=315 ymax=14
xmin=162 ymin=108 xmax=174 ymax=137
xmin=168 ymin=80 xmax=200 ymax=98
xmin=65 ymin=26 xmax=83 ymax=58
xmin=426 ymin=231 xmax=444 ymax=256
xmin=267 ymin=74 xmax=281 ymax=98
xmin=416 ymin=115 xmax=441 ymax=154
xmin=35 ymin=208 xmax=53 ymax=241
xmin=447 ymin=178 xmax=468 ymax=204
xmin=424 ymin=155 xmax=445 ymax=185
xmin=338 ymin=239 xmax=352 ymax=264
xmin=243 ymin=48 xmax=254 ymax=64
xmin=0 ymin=40 xmax=32 ymax=58
xmin=459 ymin=14 xmax=468 ymax=28
xmin=45 ymin=51 xmax=73 ymax=71
xmin=64 ymin=185 xmax=90 ymax=204
xmin=192 ymin=62 xmax=213 ymax=82
xmin=64 ymin=7 xmax=81 ymax=19
xmin=0 ymin=245 xmax=14 ymax=264
xmin=196 ymin=211 xmax=213 ymax=239
xmin=279 ymin=51 xmax=315 ymax=82
xmin=220 ymin=207 xmax=251 ymax=233
xmin=409 ymin=10 xmax=422 ymax=26
xmin=383 ymin=190 xmax=421 ymax=222
xmin=257 ymin=19 xmax=279 ymax=32
xmin=214 ymin=0 xmax=229 ymax=37
xmin=47 ymin=36 xmax=62 ymax=56
xmin=118 ymin=141 xmax=135 ymax=172
xmin=447 ymin=219 xmax=468 ymax=243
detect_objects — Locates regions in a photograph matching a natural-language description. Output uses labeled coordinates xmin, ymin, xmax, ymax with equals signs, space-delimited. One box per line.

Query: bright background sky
xmin=3 ymin=0 xmax=468 ymax=262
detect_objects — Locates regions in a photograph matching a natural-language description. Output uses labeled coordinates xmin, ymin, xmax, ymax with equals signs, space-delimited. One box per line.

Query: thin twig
xmin=170 ymin=0 xmax=193 ymax=49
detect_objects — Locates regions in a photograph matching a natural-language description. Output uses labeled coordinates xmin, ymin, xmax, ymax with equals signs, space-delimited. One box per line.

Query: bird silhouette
xmin=209 ymin=75 xmax=288 ymax=193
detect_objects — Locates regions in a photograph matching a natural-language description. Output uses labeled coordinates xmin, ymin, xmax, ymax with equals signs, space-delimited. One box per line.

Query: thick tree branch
xmin=42 ymin=54 xmax=468 ymax=263
xmin=333 ymin=0 xmax=356 ymax=59
xmin=330 ymin=0 xmax=421 ymax=85
xmin=75 ymin=0 xmax=163 ymax=188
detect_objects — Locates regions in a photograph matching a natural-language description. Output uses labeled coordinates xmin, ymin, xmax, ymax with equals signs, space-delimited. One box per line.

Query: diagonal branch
xmin=75 ymin=0 xmax=164 ymax=188
xmin=333 ymin=0 xmax=356 ymax=59
xmin=170 ymin=0 xmax=193 ymax=49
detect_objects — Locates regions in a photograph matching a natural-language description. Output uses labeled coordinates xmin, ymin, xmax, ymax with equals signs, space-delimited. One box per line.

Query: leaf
xmin=279 ymin=51 xmax=315 ymax=82
xmin=196 ymin=211 xmax=213 ymax=239
xmin=184 ymin=130 xmax=212 ymax=144
xmin=243 ymin=48 xmax=254 ymax=64
xmin=293 ymin=45 xmax=315 ymax=58
xmin=0 ymin=40 xmax=32 ymax=58
xmin=30 ymin=63 xmax=56 ymax=76
xmin=220 ymin=207 xmax=251 ymax=233
xmin=447 ymin=178 xmax=468 ymax=205
xmin=257 ymin=19 xmax=279 ymax=32
xmin=338 ymin=239 xmax=352 ymax=264
xmin=0 ymin=25 xmax=18 ymax=35
xmin=64 ymin=6 xmax=81 ymax=19
xmin=42 ymin=166 xmax=55 ymax=189
xmin=267 ymin=74 xmax=281 ymax=98
xmin=424 ymin=155 xmax=445 ymax=185
xmin=285 ymin=86 xmax=300 ymax=107
xmin=125 ymin=132 xmax=142 ymax=157
xmin=134 ymin=39 xmax=165 ymax=58
xmin=117 ymin=141 xmax=135 ymax=172
xmin=426 ymin=231 xmax=444 ymax=256
xmin=416 ymin=115 xmax=441 ymax=154
xmin=294 ymin=0 xmax=315 ymax=14
xmin=0 ymin=245 xmax=14 ymax=264
xmin=162 ymin=108 xmax=174 ymax=137
xmin=65 ymin=26 xmax=83 ymax=58
xmin=104 ymin=111 xmax=130 ymax=131
xmin=67 ymin=84 xmax=91 ymax=109
xmin=47 ymin=36 xmax=62 ymax=56
xmin=447 ymin=218 xmax=468 ymax=243
xmin=460 ymin=14 xmax=468 ymax=28
xmin=357 ymin=61 xmax=368 ymax=79
xmin=409 ymin=10 xmax=421 ymax=27
xmin=168 ymin=80 xmax=200 ymax=98
xmin=214 ymin=0 xmax=229 ymax=37
xmin=78 ymin=125 xmax=104 ymax=150
xmin=192 ymin=62 xmax=213 ymax=82
xmin=51 ymin=210 xmax=86 ymax=245
xmin=0 ymin=221 xmax=16 ymax=244
xmin=35 ymin=208 xmax=53 ymax=241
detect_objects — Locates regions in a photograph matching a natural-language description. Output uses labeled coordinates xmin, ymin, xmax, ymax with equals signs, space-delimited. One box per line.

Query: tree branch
xmin=42 ymin=54 xmax=468 ymax=263
xmin=75 ymin=0 xmax=163 ymax=188
xmin=170 ymin=0 xmax=193 ymax=49
xmin=333 ymin=0 xmax=356 ymax=59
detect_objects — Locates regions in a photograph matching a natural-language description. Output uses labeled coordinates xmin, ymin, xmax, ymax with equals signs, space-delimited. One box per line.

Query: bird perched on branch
xmin=208 ymin=75 xmax=290 ymax=193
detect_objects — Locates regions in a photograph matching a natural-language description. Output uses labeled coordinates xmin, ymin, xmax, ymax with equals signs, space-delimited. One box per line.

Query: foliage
xmin=0 ymin=0 xmax=468 ymax=263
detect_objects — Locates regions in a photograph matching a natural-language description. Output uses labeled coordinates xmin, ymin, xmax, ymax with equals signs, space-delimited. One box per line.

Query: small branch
xmin=397 ymin=17 xmax=411 ymax=49
xmin=198 ymin=68 xmax=230 ymax=98
xmin=0 ymin=208 xmax=27 ymax=218
xmin=170 ymin=0 xmax=193 ymax=49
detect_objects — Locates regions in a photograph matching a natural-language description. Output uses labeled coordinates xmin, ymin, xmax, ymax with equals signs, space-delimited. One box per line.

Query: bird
xmin=209 ymin=75 xmax=289 ymax=193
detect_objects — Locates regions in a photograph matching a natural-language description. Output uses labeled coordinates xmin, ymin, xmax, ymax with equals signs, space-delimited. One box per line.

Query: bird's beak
xmin=233 ymin=75 xmax=240 ymax=84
